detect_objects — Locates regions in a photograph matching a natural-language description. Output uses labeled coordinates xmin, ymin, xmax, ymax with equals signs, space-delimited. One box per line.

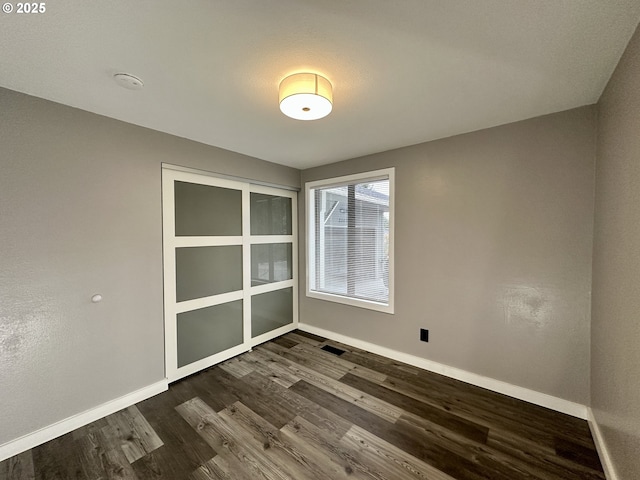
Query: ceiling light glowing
xmin=279 ymin=73 xmax=332 ymax=121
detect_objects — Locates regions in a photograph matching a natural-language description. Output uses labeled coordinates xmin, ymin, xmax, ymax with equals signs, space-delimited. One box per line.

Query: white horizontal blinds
xmin=311 ymin=178 xmax=390 ymax=304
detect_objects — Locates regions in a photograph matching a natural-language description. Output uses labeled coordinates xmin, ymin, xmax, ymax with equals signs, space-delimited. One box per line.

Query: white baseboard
xmin=0 ymin=379 xmax=168 ymax=462
xmin=588 ymin=408 xmax=619 ymax=480
xmin=298 ymin=323 xmax=588 ymax=419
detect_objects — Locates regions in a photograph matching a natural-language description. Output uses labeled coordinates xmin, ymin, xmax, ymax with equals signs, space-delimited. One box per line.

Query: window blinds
xmin=309 ymin=178 xmax=390 ymax=305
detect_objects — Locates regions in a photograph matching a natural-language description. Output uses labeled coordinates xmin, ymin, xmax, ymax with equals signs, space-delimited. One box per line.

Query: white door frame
xmin=162 ymin=166 xmax=298 ymax=382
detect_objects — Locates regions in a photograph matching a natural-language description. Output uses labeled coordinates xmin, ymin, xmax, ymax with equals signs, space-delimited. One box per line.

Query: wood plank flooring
xmin=0 ymin=330 xmax=605 ymax=480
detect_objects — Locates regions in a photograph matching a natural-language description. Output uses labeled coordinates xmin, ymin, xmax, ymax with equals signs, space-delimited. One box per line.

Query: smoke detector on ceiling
xmin=113 ymin=73 xmax=144 ymax=90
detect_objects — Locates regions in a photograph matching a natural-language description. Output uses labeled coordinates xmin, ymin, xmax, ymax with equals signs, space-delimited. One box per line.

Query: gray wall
xmin=592 ymin=22 xmax=640 ymax=480
xmin=0 ymin=87 xmax=299 ymax=446
xmin=300 ymin=106 xmax=596 ymax=404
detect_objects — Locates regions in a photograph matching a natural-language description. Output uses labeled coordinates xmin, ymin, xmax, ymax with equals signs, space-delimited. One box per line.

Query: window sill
xmin=306 ymin=290 xmax=394 ymax=314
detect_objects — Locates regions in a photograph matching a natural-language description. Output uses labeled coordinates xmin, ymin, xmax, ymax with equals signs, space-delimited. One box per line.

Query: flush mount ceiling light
xmin=279 ymin=73 xmax=333 ymax=121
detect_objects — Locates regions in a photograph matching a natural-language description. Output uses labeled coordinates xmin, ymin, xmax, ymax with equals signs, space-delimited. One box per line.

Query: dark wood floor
xmin=0 ymin=330 xmax=605 ymax=480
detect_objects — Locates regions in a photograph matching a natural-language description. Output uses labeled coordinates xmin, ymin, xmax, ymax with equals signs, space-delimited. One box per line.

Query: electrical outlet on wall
xmin=420 ymin=328 xmax=429 ymax=342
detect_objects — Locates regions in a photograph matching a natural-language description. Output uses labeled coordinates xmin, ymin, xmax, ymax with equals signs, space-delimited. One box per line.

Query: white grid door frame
xmin=162 ymin=167 xmax=298 ymax=382
xmin=248 ymin=183 xmax=298 ymax=348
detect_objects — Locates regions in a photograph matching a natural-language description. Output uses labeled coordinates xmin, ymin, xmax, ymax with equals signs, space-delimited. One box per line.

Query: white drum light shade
xmin=279 ymin=73 xmax=333 ymax=120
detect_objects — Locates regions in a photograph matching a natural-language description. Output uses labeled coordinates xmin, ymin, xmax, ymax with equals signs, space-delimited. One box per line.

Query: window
xmin=306 ymin=168 xmax=394 ymax=313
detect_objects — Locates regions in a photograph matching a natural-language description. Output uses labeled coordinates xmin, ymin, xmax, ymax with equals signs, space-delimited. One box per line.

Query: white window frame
xmin=306 ymin=168 xmax=395 ymax=314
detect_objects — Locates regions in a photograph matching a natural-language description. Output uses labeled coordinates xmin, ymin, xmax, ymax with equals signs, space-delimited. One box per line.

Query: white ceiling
xmin=1 ymin=1 xmax=639 ymax=169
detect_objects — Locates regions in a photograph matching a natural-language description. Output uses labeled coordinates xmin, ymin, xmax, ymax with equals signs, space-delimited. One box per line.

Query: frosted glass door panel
xmin=251 ymin=243 xmax=292 ymax=286
xmin=176 ymin=246 xmax=242 ymax=302
xmin=175 ymin=181 xmax=242 ymax=236
xmin=164 ymin=168 xmax=297 ymax=382
xmin=251 ymin=287 xmax=293 ymax=338
xmin=177 ymin=300 xmax=243 ymax=368
xmin=250 ymin=193 xmax=292 ymax=235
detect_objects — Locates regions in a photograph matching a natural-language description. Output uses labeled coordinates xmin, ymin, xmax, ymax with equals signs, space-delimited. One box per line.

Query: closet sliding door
xmin=249 ymin=187 xmax=297 ymax=345
xmin=163 ymin=167 xmax=297 ymax=382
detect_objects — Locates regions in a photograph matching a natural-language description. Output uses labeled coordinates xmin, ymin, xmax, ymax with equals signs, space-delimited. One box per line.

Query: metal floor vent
xmin=321 ymin=345 xmax=346 ymax=356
